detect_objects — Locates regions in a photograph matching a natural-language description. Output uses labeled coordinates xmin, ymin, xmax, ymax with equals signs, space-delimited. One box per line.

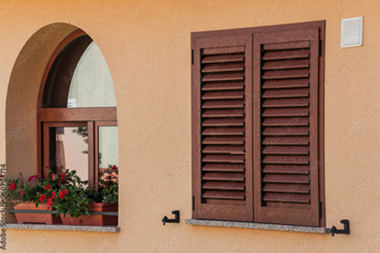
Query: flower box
xmin=13 ymin=202 xmax=62 ymax=224
xmin=60 ymin=203 xmax=118 ymax=226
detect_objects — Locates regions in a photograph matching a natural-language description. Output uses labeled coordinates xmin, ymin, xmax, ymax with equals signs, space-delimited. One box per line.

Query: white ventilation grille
xmin=341 ymin=17 xmax=363 ymax=48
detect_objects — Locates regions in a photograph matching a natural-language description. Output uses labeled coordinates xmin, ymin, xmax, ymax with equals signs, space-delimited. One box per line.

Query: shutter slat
xmin=203 ymin=127 xmax=245 ymax=136
xmin=263 ymin=98 xmax=309 ymax=108
xmin=262 ymin=89 xmax=309 ymax=98
xmin=263 ymin=146 xmax=309 ymax=155
xmin=203 ymin=163 xmax=245 ymax=172
xmin=262 ymin=69 xmax=309 ymax=80
xmin=202 ymin=100 xmax=244 ymax=109
xmin=203 ymin=181 xmax=245 ymax=190
xmin=263 ymin=137 xmax=309 ymax=145
xmin=262 ymin=49 xmax=310 ymax=60
xmin=263 ymin=184 xmax=310 ymax=194
xmin=202 ymin=91 xmax=244 ymax=100
xmin=263 ymin=127 xmax=309 ymax=136
xmin=262 ymin=108 xmax=309 ymax=117
xmin=203 ymin=46 xmax=245 ymax=55
xmin=203 ymin=191 xmax=245 ymax=200
xmin=202 ymin=109 xmax=244 ymax=118
xmin=262 ymin=59 xmax=309 ymax=70
xmin=203 ymin=145 xmax=245 ymax=154
xmin=202 ymin=81 xmax=244 ymax=91
xmin=263 ymin=79 xmax=309 ymax=89
xmin=202 ymin=54 xmax=244 ymax=64
xmin=263 ymin=155 xmax=310 ymax=165
xmin=202 ymin=63 xmax=245 ymax=73
xmin=263 ymin=193 xmax=310 ymax=204
xmin=262 ymin=117 xmax=309 ymax=127
xmin=263 ymin=174 xmax=310 ymax=184
xmin=202 ymin=118 xmax=245 ymax=127
xmin=263 ymin=165 xmax=309 ymax=174
xmin=203 ymin=172 xmax=245 ymax=181
xmin=203 ymin=136 xmax=245 ymax=145
xmin=202 ymin=72 xmax=245 ymax=82
xmin=203 ymin=154 xmax=245 ymax=163
xmin=263 ymin=41 xmax=310 ymax=51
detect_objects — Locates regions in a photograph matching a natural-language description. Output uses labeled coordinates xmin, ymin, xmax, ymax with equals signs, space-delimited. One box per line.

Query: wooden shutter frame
xmin=191 ymin=21 xmax=325 ymax=226
xmin=253 ymin=28 xmax=321 ymax=226
xmin=192 ymin=33 xmax=253 ymax=221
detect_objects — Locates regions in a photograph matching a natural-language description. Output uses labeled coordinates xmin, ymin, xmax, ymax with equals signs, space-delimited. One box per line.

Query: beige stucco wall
xmin=1 ymin=0 xmax=380 ymax=252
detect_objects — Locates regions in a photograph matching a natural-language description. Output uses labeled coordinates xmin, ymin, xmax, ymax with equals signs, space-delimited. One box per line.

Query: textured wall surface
xmin=1 ymin=0 xmax=380 ymax=252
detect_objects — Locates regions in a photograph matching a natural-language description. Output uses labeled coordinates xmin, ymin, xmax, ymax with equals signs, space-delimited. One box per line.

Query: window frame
xmin=191 ymin=20 xmax=325 ymax=227
xmin=37 ymin=29 xmax=118 ymax=190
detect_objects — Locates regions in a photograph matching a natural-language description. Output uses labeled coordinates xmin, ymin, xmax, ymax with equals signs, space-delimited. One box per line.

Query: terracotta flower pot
xmin=60 ymin=203 xmax=118 ymax=226
xmin=13 ymin=202 xmax=62 ymax=224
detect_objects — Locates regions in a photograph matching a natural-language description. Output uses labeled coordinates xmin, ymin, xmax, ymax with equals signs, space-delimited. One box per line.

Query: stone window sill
xmin=5 ymin=223 xmax=120 ymax=233
xmin=185 ymin=219 xmax=330 ymax=234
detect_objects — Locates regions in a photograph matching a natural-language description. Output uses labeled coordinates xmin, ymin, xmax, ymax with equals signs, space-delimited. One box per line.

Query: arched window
xmin=37 ymin=29 xmax=118 ymax=190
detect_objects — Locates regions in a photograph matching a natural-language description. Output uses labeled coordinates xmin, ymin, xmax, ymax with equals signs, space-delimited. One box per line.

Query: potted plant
xmin=53 ymin=165 xmax=118 ymax=226
xmin=6 ymin=172 xmax=63 ymax=224
xmin=6 ymin=166 xmax=118 ymax=226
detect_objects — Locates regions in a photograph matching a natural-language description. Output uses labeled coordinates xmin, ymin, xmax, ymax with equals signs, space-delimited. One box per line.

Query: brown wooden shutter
xmin=192 ymin=33 xmax=253 ymax=221
xmin=253 ymin=28 xmax=322 ymax=226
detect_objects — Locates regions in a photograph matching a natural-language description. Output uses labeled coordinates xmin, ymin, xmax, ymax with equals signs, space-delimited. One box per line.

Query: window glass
xmin=50 ymin=126 xmax=89 ymax=181
xmin=98 ymin=126 xmax=118 ymax=171
xmin=67 ymin=42 xmax=116 ymax=108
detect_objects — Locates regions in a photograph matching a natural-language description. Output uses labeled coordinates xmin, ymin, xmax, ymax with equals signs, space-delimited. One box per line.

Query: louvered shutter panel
xmin=253 ymin=28 xmax=321 ymax=226
xmin=192 ymin=34 xmax=253 ymax=221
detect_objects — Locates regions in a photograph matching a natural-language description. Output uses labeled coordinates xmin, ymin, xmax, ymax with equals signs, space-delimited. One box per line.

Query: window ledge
xmin=185 ymin=219 xmax=330 ymax=234
xmin=5 ymin=223 xmax=120 ymax=233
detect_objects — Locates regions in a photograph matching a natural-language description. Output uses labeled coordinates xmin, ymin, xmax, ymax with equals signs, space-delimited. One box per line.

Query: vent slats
xmin=263 ymin=98 xmax=309 ymax=108
xmin=263 ymin=79 xmax=309 ymax=89
xmin=202 ymin=54 xmax=244 ymax=64
xmin=203 ymin=145 xmax=245 ymax=154
xmin=202 ymin=63 xmax=245 ymax=73
xmin=202 ymin=118 xmax=245 ymax=127
xmin=259 ymin=40 xmax=312 ymax=209
xmin=262 ymin=49 xmax=310 ymax=61
xmin=203 ymin=181 xmax=245 ymax=190
xmin=263 ymin=146 xmax=309 ymax=155
xmin=263 ymin=193 xmax=310 ymax=203
xmin=203 ymin=191 xmax=245 ymax=200
xmin=203 ymin=163 xmax=245 ymax=172
xmin=203 ymin=172 xmax=245 ymax=181
xmin=262 ymin=69 xmax=309 ymax=80
xmin=202 ymin=91 xmax=244 ymax=100
xmin=202 ymin=81 xmax=244 ymax=91
xmin=202 ymin=100 xmax=244 ymax=109
xmin=200 ymin=45 xmax=248 ymax=203
xmin=263 ymin=184 xmax=310 ymax=194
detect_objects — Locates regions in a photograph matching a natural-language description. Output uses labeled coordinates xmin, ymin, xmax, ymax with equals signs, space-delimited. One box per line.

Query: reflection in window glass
xmin=68 ymin=42 xmax=116 ymax=108
xmin=51 ymin=127 xmax=88 ymax=181
xmin=98 ymin=126 xmax=118 ymax=172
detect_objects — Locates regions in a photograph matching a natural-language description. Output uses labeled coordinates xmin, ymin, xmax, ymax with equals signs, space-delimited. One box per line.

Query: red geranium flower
xmin=39 ymin=194 xmax=46 ymax=202
xmin=9 ymin=182 xmax=15 ymax=190
xmin=52 ymin=191 xmax=56 ymax=198
xmin=45 ymin=184 xmax=50 ymax=190
xmin=112 ymin=165 xmax=117 ymax=171
xmin=60 ymin=174 xmax=66 ymax=181
xmin=28 ymin=175 xmax=40 ymax=182
xmin=59 ymin=190 xmax=68 ymax=199
xmin=20 ymin=190 xmax=24 ymax=196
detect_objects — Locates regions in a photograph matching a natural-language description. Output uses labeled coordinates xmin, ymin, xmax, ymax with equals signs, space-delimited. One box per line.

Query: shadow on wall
xmin=5 ymin=23 xmax=81 ymax=222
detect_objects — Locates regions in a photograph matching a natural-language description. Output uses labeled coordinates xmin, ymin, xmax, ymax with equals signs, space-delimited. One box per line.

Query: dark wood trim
xmin=318 ymin=21 xmax=326 ymax=227
xmin=37 ymin=29 xmax=86 ymax=109
xmin=191 ymin=20 xmax=325 ymax=39
xmin=88 ymin=121 xmax=95 ymax=190
xmin=38 ymin=108 xmax=117 ymax=122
